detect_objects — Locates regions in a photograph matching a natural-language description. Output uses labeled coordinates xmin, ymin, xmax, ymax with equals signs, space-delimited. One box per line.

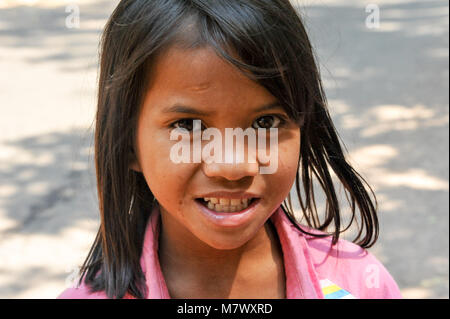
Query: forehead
xmin=143 ymin=46 xmax=275 ymax=107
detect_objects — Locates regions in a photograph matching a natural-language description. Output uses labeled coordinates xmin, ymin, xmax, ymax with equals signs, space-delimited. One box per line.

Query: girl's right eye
xmin=171 ymin=119 xmax=205 ymax=131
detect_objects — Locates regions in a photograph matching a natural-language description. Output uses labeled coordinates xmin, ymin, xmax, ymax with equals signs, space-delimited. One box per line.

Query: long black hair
xmin=78 ymin=0 xmax=378 ymax=299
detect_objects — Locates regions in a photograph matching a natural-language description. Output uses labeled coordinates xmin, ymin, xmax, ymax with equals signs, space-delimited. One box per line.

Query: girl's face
xmin=132 ymin=46 xmax=300 ymax=251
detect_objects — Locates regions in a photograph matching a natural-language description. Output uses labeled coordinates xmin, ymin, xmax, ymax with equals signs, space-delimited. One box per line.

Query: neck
xmin=158 ymin=213 xmax=286 ymax=298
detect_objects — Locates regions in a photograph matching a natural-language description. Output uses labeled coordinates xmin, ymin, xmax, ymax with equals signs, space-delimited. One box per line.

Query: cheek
xmin=280 ymin=136 xmax=300 ymax=176
xmin=266 ymin=131 xmax=300 ymax=199
xmin=136 ymin=129 xmax=195 ymax=209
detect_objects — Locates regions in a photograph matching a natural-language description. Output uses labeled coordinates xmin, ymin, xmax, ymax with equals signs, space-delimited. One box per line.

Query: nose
xmin=200 ymin=127 xmax=260 ymax=180
xmin=202 ymin=161 xmax=259 ymax=181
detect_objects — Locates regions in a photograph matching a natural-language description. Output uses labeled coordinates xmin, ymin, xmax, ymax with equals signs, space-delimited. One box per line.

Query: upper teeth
xmin=205 ymin=198 xmax=249 ymax=205
xmin=202 ymin=197 xmax=253 ymax=212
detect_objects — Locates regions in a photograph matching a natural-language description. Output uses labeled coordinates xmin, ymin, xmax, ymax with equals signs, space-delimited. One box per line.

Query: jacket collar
xmin=140 ymin=204 xmax=324 ymax=299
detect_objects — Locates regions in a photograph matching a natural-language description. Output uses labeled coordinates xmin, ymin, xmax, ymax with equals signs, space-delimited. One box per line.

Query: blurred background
xmin=0 ymin=0 xmax=448 ymax=298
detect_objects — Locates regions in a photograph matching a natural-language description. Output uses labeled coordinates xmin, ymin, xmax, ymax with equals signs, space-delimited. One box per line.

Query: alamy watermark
xmin=170 ymin=120 xmax=279 ymax=174
xmin=65 ymin=3 xmax=80 ymax=29
xmin=366 ymin=4 xmax=381 ymax=29
xmin=65 ymin=265 xmax=81 ymax=288
xmin=365 ymin=264 xmax=380 ymax=289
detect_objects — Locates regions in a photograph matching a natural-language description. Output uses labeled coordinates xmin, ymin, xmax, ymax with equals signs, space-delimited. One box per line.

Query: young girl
xmin=58 ymin=0 xmax=401 ymax=299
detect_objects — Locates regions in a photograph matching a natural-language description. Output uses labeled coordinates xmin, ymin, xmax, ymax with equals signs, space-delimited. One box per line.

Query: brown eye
xmin=252 ymin=115 xmax=282 ymax=129
xmin=173 ymin=119 xmax=193 ymax=131
xmin=172 ymin=119 xmax=205 ymax=131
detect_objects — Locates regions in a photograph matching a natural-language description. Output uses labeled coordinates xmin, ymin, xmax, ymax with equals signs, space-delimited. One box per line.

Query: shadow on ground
xmin=0 ymin=128 xmax=97 ymax=235
xmin=293 ymin=0 xmax=449 ymax=298
xmin=0 ymin=0 xmax=119 ymax=71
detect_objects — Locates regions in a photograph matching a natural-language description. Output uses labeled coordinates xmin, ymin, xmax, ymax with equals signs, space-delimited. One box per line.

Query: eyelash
xmin=170 ymin=114 xmax=288 ymax=131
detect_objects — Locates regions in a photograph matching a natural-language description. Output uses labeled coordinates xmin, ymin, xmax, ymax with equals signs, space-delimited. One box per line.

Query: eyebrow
xmin=161 ymin=102 xmax=283 ymax=116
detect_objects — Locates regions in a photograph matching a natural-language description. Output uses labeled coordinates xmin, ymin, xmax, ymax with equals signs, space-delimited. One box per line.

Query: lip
xmin=194 ymin=197 xmax=261 ymax=228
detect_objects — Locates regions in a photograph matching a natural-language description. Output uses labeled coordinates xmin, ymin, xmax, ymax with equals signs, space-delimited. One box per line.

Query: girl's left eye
xmin=252 ymin=115 xmax=285 ymax=129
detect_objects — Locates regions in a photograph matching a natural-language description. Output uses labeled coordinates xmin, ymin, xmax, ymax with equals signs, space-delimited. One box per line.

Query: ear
xmin=129 ymin=151 xmax=142 ymax=173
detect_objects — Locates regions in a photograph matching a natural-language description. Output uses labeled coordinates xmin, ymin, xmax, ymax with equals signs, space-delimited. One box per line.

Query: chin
xmin=201 ymin=233 xmax=252 ymax=251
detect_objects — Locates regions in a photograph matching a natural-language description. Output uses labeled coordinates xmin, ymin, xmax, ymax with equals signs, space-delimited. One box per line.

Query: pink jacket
xmin=58 ymin=205 xmax=402 ymax=299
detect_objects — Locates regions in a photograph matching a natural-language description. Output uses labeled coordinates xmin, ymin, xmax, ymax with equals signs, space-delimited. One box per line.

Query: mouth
xmin=195 ymin=197 xmax=260 ymax=213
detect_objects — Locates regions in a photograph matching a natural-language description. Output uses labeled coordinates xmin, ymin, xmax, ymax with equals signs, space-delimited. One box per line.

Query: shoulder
xmin=57 ymin=280 xmax=138 ymax=299
xmin=57 ymin=281 xmax=108 ymax=299
xmin=298 ymin=226 xmax=402 ymax=299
